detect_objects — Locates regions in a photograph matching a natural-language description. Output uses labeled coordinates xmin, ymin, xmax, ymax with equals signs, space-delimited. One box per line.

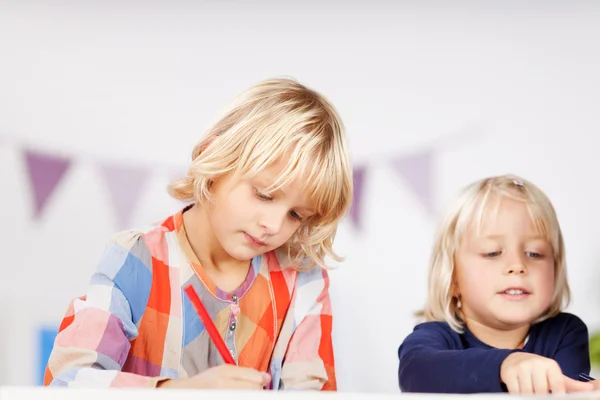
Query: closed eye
xmin=483 ymin=251 xmax=502 ymax=258
xmin=526 ymin=251 xmax=543 ymax=259
xmin=289 ymin=210 xmax=303 ymax=222
xmin=254 ymin=188 xmax=272 ymax=201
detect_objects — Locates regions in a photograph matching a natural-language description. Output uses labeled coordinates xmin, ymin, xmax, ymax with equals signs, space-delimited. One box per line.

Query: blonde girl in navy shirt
xmin=398 ymin=175 xmax=595 ymax=394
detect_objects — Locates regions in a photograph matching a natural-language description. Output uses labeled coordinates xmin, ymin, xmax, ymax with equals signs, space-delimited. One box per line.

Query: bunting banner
xmin=391 ymin=149 xmax=435 ymax=215
xmin=24 ymin=150 xmax=72 ymax=219
xmin=98 ymin=163 xmax=151 ymax=230
xmin=349 ymin=166 xmax=366 ymax=231
xmin=2 ymin=132 xmax=459 ymax=231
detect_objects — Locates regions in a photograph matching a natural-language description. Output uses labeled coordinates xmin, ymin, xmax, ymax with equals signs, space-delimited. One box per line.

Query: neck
xmin=464 ymin=317 xmax=530 ymax=349
xmin=182 ymin=203 xmax=248 ymax=273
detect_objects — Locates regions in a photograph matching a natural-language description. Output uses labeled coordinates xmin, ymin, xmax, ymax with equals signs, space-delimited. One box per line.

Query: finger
xmin=518 ymin=372 xmax=533 ymax=394
xmin=531 ymin=370 xmax=548 ymax=394
xmin=221 ymin=379 xmax=265 ymax=390
xmin=564 ymin=376 xmax=593 ymax=393
xmin=219 ymin=365 xmax=263 ymax=380
xmin=546 ymin=366 xmax=565 ymax=394
xmin=228 ymin=367 xmax=271 ymax=385
xmin=504 ymin=374 xmax=520 ymax=394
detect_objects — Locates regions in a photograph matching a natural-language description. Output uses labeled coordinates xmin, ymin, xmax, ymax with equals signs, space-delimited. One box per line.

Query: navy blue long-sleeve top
xmin=398 ymin=312 xmax=590 ymax=393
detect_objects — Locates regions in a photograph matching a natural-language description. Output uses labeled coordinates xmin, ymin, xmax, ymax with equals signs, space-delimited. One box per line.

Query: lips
xmin=244 ymin=232 xmax=266 ymax=247
xmin=498 ymin=287 xmax=531 ymax=295
xmin=497 ymin=287 xmax=532 ymax=302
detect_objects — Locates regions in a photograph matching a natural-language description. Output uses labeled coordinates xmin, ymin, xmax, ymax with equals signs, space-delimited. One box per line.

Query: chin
xmin=496 ymin=313 xmax=539 ymax=328
xmin=224 ymin=247 xmax=258 ymax=262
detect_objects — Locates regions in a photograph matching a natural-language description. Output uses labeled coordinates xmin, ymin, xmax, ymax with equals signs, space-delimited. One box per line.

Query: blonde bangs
xmin=467 ymin=180 xmax=559 ymax=252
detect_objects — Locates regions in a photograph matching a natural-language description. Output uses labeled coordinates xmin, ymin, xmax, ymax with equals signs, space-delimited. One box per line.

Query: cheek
xmin=533 ymin=263 xmax=556 ymax=297
xmin=219 ymin=192 xmax=253 ymax=219
xmin=456 ymin=264 xmax=496 ymax=297
xmin=280 ymin=221 xmax=301 ymax=239
xmin=208 ymin=199 xmax=247 ymax=234
xmin=268 ymin=221 xmax=301 ymax=246
xmin=455 ymin=259 xmax=482 ymax=283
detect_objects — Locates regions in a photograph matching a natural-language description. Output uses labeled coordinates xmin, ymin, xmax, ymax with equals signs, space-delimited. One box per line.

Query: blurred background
xmin=1 ymin=0 xmax=600 ymax=393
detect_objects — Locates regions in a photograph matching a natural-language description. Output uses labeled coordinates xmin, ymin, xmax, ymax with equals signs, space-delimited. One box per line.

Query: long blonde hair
xmin=419 ymin=174 xmax=570 ymax=332
xmin=168 ymin=77 xmax=353 ymax=270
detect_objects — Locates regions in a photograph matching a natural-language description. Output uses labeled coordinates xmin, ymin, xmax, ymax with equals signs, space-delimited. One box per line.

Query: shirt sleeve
xmin=279 ymin=267 xmax=336 ymax=391
xmin=43 ymin=231 xmax=168 ymax=388
xmin=398 ymin=323 xmax=520 ymax=393
xmin=552 ymin=313 xmax=591 ymax=380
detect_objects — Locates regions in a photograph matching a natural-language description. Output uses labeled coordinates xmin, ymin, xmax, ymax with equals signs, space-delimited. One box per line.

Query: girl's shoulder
xmin=536 ymin=312 xmax=587 ymax=331
xmin=531 ymin=312 xmax=588 ymax=343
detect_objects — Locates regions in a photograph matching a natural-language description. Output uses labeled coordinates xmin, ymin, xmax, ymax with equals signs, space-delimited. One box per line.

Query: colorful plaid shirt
xmin=44 ymin=209 xmax=336 ymax=390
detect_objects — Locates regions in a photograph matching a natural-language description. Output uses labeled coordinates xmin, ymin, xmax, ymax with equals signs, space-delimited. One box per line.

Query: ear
xmin=450 ymin=275 xmax=460 ymax=298
xmin=450 ymin=254 xmax=461 ymax=297
xmin=450 ymin=281 xmax=463 ymax=310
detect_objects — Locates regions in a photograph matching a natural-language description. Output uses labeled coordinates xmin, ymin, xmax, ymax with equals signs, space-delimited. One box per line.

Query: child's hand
xmin=501 ymin=352 xmax=593 ymax=394
xmin=157 ymin=364 xmax=271 ymax=390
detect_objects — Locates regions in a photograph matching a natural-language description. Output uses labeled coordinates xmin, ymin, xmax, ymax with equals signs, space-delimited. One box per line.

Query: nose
xmin=504 ymin=254 xmax=528 ymax=276
xmin=506 ymin=264 xmax=527 ymax=275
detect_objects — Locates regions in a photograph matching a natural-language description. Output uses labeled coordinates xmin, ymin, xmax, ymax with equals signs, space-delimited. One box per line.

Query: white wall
xmin=1 ymin=0 xmax=600 ymax=393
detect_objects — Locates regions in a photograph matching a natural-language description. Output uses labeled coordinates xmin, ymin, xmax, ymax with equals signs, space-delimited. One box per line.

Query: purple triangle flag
xmin=25 ymin=150 xmax=72 ymax=219
xmin=391 ymin=149 xmax=435 ymax=214
xmin=349 ymin=166 xmax=366 ymax=231
xmin=99 ymin=163 xmax=151 ymax=229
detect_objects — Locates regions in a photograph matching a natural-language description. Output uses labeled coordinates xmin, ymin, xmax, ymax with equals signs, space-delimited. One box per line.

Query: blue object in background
xmin=38 ymin=327 xmax=57 ymax=385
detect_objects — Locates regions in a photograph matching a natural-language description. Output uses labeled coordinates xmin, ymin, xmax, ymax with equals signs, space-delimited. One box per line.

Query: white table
xmin=2 ymin=387 xmax=600 ymax=400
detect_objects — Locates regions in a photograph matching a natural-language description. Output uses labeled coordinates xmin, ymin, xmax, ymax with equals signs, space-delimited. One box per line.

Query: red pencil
xmin=184 ymin=284 xmax=236 ymax=365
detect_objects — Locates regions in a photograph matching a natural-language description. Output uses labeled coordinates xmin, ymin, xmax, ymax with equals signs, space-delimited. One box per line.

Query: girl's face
xmin=454 ymin=195 xmax=556 ymax=332
xmin=205 ymin=158 xmax=316 ymax=262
